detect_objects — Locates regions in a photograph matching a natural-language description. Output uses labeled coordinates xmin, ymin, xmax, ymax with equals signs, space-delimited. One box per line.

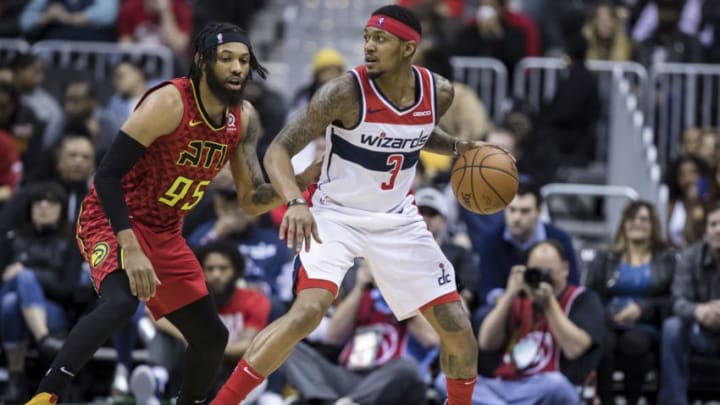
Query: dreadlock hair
xmin=371 ymin=5 xmax=422 ymax=37
xmin=188 ymin=22 xmax=268 ymax=85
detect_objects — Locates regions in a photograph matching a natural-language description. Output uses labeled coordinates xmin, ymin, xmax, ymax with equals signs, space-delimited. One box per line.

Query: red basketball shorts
xmin=76 ymin=215 xmax=207 ymax=319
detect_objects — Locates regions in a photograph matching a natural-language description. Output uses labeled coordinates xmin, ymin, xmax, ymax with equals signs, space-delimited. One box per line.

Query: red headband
xmin=365 ymin=15 xmax=421 ymax=43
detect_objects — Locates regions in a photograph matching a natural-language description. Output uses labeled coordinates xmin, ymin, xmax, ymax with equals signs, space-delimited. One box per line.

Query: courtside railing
xmin=649 ymin=63 xmax=720 ymax=169
xmin=450 ymin=56 xmax=508 ymax=122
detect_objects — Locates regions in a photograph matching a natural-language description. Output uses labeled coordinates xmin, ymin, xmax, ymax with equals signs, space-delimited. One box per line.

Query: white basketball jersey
xmin=313 ymin=65 xmax=437 ymax=213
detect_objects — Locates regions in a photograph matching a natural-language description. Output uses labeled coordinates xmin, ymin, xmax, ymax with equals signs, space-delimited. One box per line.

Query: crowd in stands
xmin=1 ymin=0 xmax=720 ymax=404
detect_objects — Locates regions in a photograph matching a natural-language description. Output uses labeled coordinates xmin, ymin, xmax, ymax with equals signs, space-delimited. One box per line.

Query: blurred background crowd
xmin=2 ymin=0 xmax=720 ymax=404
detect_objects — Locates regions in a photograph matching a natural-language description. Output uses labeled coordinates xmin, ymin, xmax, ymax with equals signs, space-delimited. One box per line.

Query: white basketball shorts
xmin=294 ymin=202 xmax=460 ymax=320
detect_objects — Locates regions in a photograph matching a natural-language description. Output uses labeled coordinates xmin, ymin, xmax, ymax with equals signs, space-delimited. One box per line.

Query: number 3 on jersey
xmin=159 ymin=176 xmax=210 ymax=210
xmin=381 ymin=154 xmax=404 ymax=190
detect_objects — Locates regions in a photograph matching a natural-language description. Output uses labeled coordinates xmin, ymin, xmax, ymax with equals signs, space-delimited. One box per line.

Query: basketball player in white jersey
xmin=213 ymin=5 xmax=486 ymax=405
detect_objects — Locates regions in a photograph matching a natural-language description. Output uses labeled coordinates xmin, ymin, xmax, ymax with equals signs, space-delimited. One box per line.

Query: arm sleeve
xmin=93 ymin=131 xmax=146 ymax=234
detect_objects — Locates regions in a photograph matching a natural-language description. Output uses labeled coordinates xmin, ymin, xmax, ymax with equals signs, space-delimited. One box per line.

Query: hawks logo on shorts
xmin=91 ymin=242 xmax=110 ymax=268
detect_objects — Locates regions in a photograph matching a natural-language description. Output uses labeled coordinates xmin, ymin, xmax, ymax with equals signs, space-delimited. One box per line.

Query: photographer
xmin=448 ymin=240 xmax=603 ymax=404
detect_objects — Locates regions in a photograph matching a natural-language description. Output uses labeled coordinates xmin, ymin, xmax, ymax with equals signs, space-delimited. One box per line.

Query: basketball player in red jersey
xmin=26 ymin=22 xmax=320 ymax=405
xmin=213 ymin=6 xmax=486 ymax=405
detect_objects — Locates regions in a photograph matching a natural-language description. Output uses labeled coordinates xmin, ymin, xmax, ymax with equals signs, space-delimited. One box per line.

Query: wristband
xmin=287 ymin=197 xmax=308 ymax=208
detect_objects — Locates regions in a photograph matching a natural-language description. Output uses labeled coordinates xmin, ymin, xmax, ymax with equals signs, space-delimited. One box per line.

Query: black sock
xmin=37 ymin=271 xmax=139 ymax=397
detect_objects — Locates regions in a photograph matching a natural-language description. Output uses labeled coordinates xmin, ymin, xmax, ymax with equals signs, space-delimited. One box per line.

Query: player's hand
xmin=280 ymin=204 xmax=321 ymax=253
xmin=123 ymin=246 xmax=161 ymax=301
xmin=464 ymin=140 xmax=515 ymax=162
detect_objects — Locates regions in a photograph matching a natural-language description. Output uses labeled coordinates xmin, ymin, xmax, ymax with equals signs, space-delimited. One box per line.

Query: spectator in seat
xmin=632 ymin=0 xmax=703 ymax=67
xmin=139 ymin=240 xmax=272 ymax=403
xmin=56 ymin=79 xmax=121 ymax=161
xmin=105 ymin=61 xmax=148 ymax=131
xmin=584 ymin=1 xmax=632 ymax=61
xmin=475 ymin=181 xmax=579 ymax=313
xmin=19 ymin=0 xmax=119 ymax=42
xmin=696 ymin=128 xmax=718 ymax=170
xmin=452 ymin=0 xmax=527 ymax=80
xmin=537 ymin=33 xmax=601 ymax=167
xmin=282 ymin=258 xmax=437 ymax=405
xmin=586 ymin=200 xmax=676 ymax=405
xmin=0 ymin=81 xmax=45 ymax=171
xmin=0 ymin=134 xmax=94 ymax=235
xmin=118 ymin=0 xmax=193 ymax=56
xmin=498 ymin=0 xmax=541 ymax=57
xmin=11 ymin=53 xmax=62 ymax=151
xmin=665 ymin=154 xmax=709 ymax=248
xmin=659 ymin=201 xmax=720 ymax=405
xmin=437 ymin=240 xmax=603 ymax=404
xmin=0 ymin=129 xmax=23 ymax=207
xmin=0 ymin=182 xmax=83 ymax=402
xmin=680 ymin=127 xmax=702 ymax=156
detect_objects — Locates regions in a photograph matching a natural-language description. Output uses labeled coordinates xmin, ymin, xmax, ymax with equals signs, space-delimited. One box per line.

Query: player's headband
xmin=365 ymin=14 xmax=421 ymax=43
xmin=203 ymin=31 xmax=251 ymax=52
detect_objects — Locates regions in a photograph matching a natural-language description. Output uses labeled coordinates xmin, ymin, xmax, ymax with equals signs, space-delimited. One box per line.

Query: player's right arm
xmin=94 ymin=84 xmax=183 ymax=300
xmin=264 ymin=73 xmax=359 ymax=252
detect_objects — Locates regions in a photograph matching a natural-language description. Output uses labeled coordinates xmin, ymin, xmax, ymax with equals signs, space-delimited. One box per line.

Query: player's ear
xmin=403 ymin=41 xmax=416 ymax=59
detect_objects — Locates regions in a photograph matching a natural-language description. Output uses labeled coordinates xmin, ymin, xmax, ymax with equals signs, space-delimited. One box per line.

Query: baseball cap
xmin=414 ymin=187 xmax=448 ymax=218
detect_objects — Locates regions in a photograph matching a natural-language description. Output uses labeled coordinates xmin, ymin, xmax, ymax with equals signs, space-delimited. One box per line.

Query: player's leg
xmin=212 ymin=287 xmax=335 ymax=405
xmin=161 ymin=295 xmax=228 ymax=405
xmin=29 ymin=271 xmax=140 ymax=404
xmin=364 ymin=218 xmax=477 ymax=405
xmin=421 ymin=300 xmax=478 ymax=405
xmin=212 ymin=212 xmax=359 ymax=405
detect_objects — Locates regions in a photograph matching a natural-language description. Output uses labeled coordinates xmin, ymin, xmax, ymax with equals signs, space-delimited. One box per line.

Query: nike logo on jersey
xmin=189 ymin=119 xmax=203 ymax=127
xmin=367 ymin=107 xmax=384 ymax=114
xmin=360 ymin=131 xmax=428 ymax=149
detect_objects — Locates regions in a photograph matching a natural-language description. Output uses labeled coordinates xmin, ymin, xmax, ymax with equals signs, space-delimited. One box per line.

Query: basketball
xmin=451 ymin=145 xmax=519 ymax=214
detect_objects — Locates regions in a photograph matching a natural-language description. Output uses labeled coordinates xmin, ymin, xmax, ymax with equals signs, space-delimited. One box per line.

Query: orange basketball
xmin=451 ymin=145 xmax=519 ymax=214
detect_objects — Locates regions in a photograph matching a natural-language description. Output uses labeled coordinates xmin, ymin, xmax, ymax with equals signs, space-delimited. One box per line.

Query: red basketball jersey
xmin=81 ymin=78 xmax=242 ymax=233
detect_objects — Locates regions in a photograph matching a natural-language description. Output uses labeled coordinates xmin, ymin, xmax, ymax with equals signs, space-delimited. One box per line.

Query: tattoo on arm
xmin=423 ymin=74 xmax=463 ymax=156
xmin=434 ymin=73 xmax=455 ymax=118
xmin=241 ymin=103 xmax=280 ymax=205
xmin=274 ymin=73 xmax=359 ymax=156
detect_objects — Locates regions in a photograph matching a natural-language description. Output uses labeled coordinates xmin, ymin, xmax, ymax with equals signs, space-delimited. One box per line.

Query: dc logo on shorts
xmin=437 ymin=263 xmax=451 ymax=286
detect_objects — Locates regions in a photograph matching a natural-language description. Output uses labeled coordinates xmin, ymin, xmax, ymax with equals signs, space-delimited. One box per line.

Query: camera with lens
xmin=523 ymin=267 xmax=553 ymax=289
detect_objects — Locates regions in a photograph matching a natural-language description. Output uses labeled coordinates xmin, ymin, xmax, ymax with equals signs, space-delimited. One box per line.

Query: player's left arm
xmin=229 ymin=101 xmax=320 ymax=216
xmin=422 ymin=73 xmax=489 ymax=156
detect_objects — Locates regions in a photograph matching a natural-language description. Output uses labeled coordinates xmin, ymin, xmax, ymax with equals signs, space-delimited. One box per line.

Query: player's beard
xmin=205 ymin=67 xmax=246 ymax=107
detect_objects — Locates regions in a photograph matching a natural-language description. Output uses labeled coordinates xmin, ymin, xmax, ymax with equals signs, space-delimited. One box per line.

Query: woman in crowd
xmin=665 ymin=154 xmax=708 ymax=247
xmin=0 ymin=182 xmax=83 ymax=402
xmin=585 ymin=200 xmax=675 ymax=405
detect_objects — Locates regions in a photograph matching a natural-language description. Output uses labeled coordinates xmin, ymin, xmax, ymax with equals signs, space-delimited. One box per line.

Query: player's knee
xmin=287 ymin=301 xmax=327 ymax=337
